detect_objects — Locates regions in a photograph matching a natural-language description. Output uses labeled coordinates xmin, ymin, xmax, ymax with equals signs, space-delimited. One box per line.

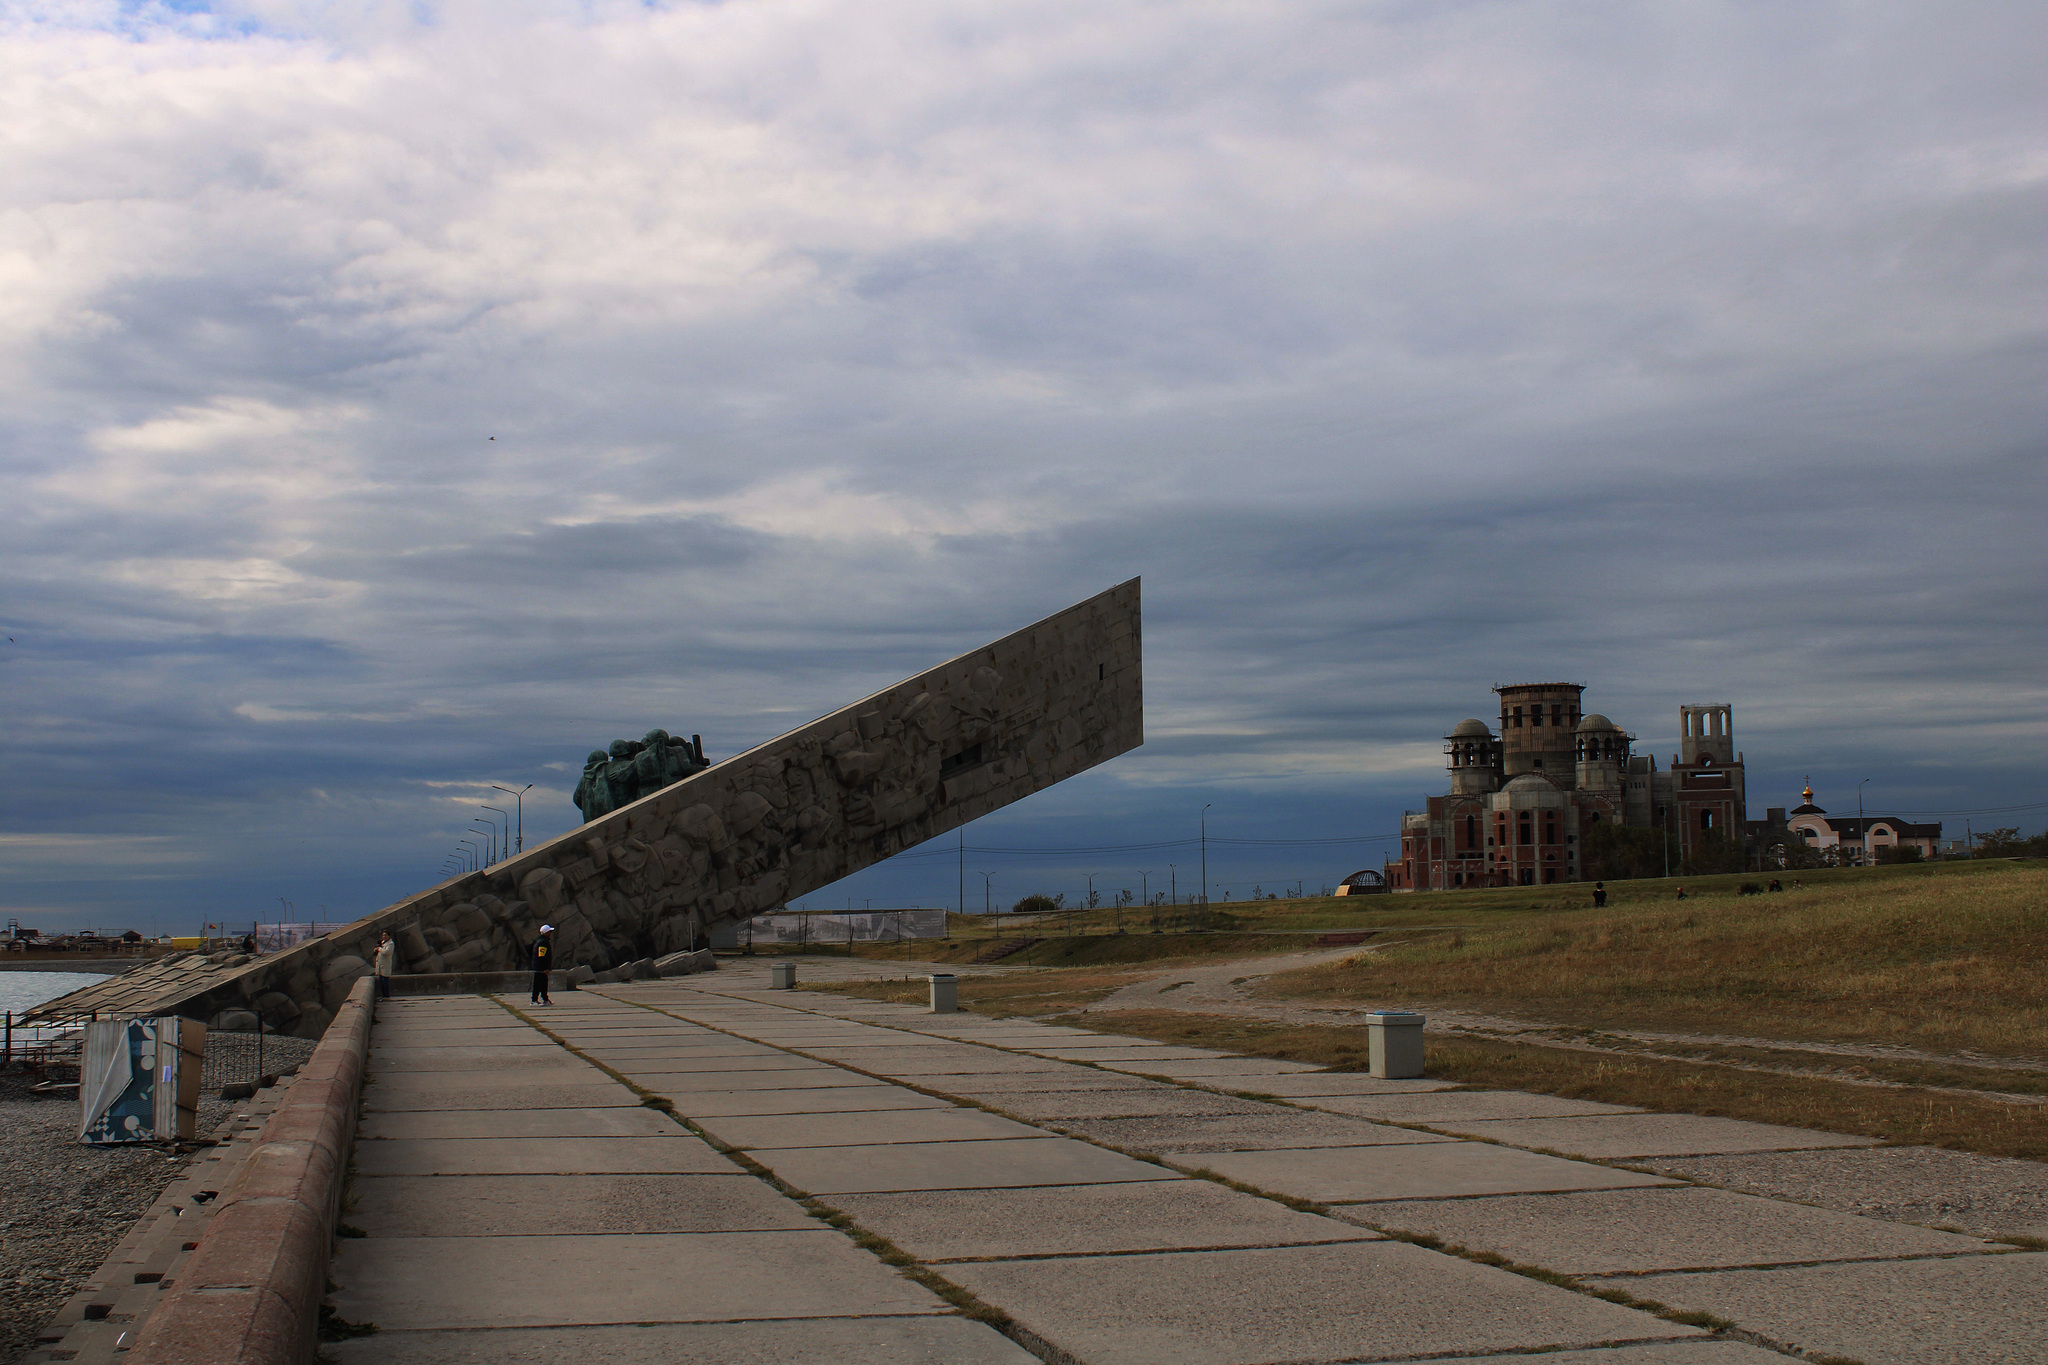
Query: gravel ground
xmin=0 ymin=1032 xmax=318 ymax=1363
xmin=1646 ymin=1145 xmax=2048 ymax=1241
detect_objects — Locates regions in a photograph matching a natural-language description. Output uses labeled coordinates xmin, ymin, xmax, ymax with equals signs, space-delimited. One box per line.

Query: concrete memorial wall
xmin=55 ymin=581 xmax=1142 ymax=1036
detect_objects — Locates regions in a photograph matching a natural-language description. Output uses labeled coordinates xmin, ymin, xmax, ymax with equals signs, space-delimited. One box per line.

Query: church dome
xmin=1575 ymin=713 xmax=1618 ymax=732
xmin=1504 ymin=773 xmax=1557 ymax=792
xmin=1449 ymin=718 xmax=1493 ymax=738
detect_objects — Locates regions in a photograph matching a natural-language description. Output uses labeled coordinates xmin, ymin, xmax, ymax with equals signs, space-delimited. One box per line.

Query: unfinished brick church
xmin=1385 ymin=684 xmax=1746 ymax=890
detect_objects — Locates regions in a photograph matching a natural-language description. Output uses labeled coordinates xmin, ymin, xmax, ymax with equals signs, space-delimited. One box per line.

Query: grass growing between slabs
xmin=800 ymin=965 xmax=1153 ymax=1015
xmin=1066 ymin=1010 xmax=2048 ymax=1161
xmin=1261 ymin=860 xmax=2048 ymax=1058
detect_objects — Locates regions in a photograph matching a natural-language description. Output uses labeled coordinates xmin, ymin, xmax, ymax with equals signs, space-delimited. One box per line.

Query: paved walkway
xmin=332 ymin=957 xmax=2046 ymax=1364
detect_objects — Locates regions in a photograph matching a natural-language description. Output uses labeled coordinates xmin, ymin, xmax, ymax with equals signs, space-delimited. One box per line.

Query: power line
xmin=886 ymin=832 xmax=1400 ymax=861
xmin=1855 ymin=801 xmax=2048 ymax=817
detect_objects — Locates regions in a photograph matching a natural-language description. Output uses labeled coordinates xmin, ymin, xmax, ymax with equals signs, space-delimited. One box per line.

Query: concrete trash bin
xmin=928 ymin=973 xmax=958 ymax=1013
xmin=769 ymin=962 xmax=796 ymax=990
xmin=1366 ymin=1010 xmax=1425 ymax=1079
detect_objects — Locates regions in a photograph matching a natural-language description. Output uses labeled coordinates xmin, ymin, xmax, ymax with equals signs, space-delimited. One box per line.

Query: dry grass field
xmin=1261 ymin=860 xmax=2047 ymax=1058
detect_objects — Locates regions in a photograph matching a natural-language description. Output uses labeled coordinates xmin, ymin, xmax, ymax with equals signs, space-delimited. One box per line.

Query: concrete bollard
xmin=769 ymin=962 xmax=796 ymax=990
xmin=1366 ymin=1010 xmax=1425 ymax=1079
xmin=928 ymin=973 xmax=958 ymax=1013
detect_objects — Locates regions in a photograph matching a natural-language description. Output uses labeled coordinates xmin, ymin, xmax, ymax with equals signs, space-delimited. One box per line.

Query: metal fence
xmin=739 ymin=910 xmax=948 ymax=947
xmin=4 ymin=1010 xmax=285 ymax=1097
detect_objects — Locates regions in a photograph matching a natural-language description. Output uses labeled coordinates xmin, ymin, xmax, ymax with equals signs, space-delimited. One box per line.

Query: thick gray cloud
xmin=1 ymin=0 xmax=2042 ymax=929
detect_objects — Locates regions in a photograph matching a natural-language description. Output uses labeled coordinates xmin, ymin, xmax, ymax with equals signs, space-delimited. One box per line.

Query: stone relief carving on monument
xmin=572 ymin=729 xmax=710 ymax=822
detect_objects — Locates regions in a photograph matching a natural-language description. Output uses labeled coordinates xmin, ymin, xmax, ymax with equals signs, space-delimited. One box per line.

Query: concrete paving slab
xmin=356 ymin=1135 xmax=741 ymax=1176
xmin=369 ymin=1046 xmax=569 ymax=1070
xmin=1298 ymin=1091 xmax=1643 ymax=1123
xmin=1191 ymin=1143 xmax=1681 ymax=1203
xmin=364 ymin=1081 xmax=635 ymax=1112
xmin=366 ymin=1061 xmax=602 ymax=1089
xmin=590 ymin=1054 xmax=829 ymax=1074
xmin=928 ymin=1071 xmax=1169 ymax=1093
xmin=902 ymin=1023 xmax=1097 ymax=1038
xmin=626 ymin=1069 xmax=885 ymax=1092
xmin=942 ymin=1240 xmax=1700 ymax=1365
xmin=330 ymin=1230 xmax=947 ymax=1330
xmin=1026 ymin=1045 xmax=1237 ymax=1061
xmin=1639 ymin=1144 xmax=2048 ymax=1242
xmin=550 ymin=1030 xmax=724 ymax=1042
xmin=1439 ymin=1113 xmax=1881 ymax=1158
xmin=1614 ymin=1251 xmax=2048 ymax=1364
xmin=1212 ymin=1073 xmax=1462 ymax=1097
xmin=1000 ymin=1034 xmax=1193 ymax=1049
xmin=350 ymin=1173 xmax=818 ymax=1236
xmin=694 ymin=1107 xmax=1043 ymax=1150
xmin=1329 ymin=1185 xmax=2004 ymax=1274
xmin=766 ymin=1033 xmax=943 ymax=1048
xmin=972 ymin=1089 xmax=1286 ymax=1121
xmin=655 ymin=1086 xmax=956 ymax=1117
xmin=578 ymin=1044 xmax=789 ymax=1060
xmin=1054 ymin=1111 xmax=1457 ymax=1153
xmin=359 ymin=1106 xmax=679 ymax=1140
xmin=752 ymin=1136 xmax=1180 ymax=1194
xmin=1099 ymin=1057 xmax=1327 ymax=1078
xmin=1431 ymin=1346 xmax=1791 ymax=1365
xmin=826 ymin=1053 xmax=1090 ymax=1077
xmin=372 ymin=1026 xmax=545 ymax=1043
xmin=830 ymin=1180 xmax=1382 ymax=1261
xmin=328 ymin=1316 xmax=1042 ymax=1364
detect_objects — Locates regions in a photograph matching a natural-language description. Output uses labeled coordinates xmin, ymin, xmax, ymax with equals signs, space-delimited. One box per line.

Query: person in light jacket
xmin=373 ymin=931 xmax=398 ymax=999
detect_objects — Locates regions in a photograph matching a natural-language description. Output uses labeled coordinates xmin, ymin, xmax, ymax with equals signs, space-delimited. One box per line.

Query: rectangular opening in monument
xmin=939 ymin=743 xmax=985 ymax=778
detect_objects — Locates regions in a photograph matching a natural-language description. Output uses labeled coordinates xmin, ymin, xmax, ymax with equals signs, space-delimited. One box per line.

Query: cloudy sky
xmin=2 ymin=0 xmax=2042 ymax=934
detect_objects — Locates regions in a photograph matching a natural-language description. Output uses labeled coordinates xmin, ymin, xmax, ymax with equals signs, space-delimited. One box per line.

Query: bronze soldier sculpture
xmin=572 ymin=730 xmax=709 ymax=822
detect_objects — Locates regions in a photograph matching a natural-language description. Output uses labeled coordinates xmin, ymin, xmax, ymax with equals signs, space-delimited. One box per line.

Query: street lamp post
xmin=1858 ymin=778 xmax=1873 ymax=867
xmin=461 ymin=839 xmax=482 ymax=870
xmin=490 ymin=784 xmax=533 ymax=853
xmin=482 ymin=806 xmax=509 ymax=865
xmin=470 ymin=825 xmax=497 ymax=865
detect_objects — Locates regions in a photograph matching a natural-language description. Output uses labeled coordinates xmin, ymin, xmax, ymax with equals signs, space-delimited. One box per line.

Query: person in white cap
xmin=530 ymin=924 xmax=556 ymax=1005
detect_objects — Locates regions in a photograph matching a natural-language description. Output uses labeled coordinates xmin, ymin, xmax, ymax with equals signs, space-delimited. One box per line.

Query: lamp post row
xmin=439 ymin=783 xmax=535 ymax=876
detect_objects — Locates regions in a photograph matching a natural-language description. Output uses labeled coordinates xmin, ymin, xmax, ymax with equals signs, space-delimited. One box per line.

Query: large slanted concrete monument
xmin=41 ymin=581 xmax=1142 ymax=1035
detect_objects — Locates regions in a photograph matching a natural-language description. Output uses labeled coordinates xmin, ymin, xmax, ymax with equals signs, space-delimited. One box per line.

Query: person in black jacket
xmin=531 ymin=925 xmax=556 ymax=1005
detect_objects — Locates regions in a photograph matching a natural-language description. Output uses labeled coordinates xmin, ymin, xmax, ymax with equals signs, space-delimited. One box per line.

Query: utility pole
xmin=1200 ymin=804 xmax=1213 ymax=926
xmin=959 ymin=828 xmax=965 ymax=920
xmin=978 ymin=871 xmax=993 ymax=916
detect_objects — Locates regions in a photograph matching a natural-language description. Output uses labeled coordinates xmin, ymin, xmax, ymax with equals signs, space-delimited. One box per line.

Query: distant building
xmin=1385 ymin=684 xmax=1748 ymax=890
xmin=1785 ymin=785 xmax=1941 ymax=864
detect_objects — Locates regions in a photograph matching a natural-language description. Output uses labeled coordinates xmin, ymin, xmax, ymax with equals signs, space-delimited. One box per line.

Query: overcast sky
xmin=2 ymin=0 xmax=2042 ymax=934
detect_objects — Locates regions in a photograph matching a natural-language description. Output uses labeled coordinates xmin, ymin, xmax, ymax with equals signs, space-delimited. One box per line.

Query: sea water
xmin=0 ymin=971 xmax=108 ymax=1016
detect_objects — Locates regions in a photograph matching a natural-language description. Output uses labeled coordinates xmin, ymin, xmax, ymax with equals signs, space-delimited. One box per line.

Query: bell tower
xmin=1679 ymin=705 xmax=1735 ymax=766
xmin=1444 ymin=719 xmax=1502 ymax=796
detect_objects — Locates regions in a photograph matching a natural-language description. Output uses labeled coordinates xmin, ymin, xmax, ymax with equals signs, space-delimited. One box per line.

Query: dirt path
xmin=1073 ymin=944 xmax=2048 ymax=1101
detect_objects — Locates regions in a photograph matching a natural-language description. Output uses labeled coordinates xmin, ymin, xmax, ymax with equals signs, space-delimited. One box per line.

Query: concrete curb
xmin=128 ymin=976 xmax=374 ymax=1365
